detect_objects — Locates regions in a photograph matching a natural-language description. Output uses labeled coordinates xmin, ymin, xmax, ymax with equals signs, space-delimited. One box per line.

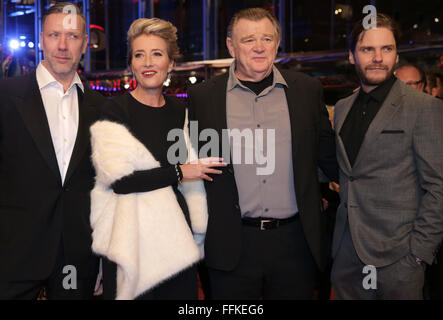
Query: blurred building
xmin=1 ymin=0 xmax=442 ymax=104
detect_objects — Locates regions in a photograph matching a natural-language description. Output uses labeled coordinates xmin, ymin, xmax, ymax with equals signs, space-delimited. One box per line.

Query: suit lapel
xmin=352 ymin=81 xmax=404 ymax=169
xmin=16 ymin=73 xmax=62 ymax=184
xmin=214 ymin=74 xmax=229 ymax=133
xmin=210 ymin=74 xmax=230 ymax=159
xmin=335 ymin=93 xmax=358 ymax=135
xmin=335 ymin=92 xmax=358 ymax=174
xmin=282 ymin=73 xmax=300 ymax=163
xmin=64 ymin=86 xmax=95 ymax=184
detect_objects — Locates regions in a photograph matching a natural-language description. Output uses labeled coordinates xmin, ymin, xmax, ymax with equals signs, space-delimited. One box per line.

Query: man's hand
xmin=330 ymin=182 xmax=340 ymax=193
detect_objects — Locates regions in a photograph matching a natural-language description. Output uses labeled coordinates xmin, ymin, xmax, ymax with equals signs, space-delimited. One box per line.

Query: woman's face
xmin=130 ymin=33 xmax=173 ymax=91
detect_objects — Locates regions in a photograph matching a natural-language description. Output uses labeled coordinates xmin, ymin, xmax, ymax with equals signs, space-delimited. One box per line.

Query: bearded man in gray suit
xmin=331 ymin=13 xmax=443 ymax=299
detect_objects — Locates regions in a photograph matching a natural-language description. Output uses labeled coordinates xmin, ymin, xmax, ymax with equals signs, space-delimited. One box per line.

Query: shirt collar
xmin=360 ymin=76 xmax=396 ymax=103
xmin=227 ymin=60 xmax=288 ymax=92
xmin=36 ymin=62 xmax=84 ymax=93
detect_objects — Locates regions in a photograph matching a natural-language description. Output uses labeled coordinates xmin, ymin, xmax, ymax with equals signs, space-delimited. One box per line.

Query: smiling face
xmin=41 ymin=13 xmax=87 ymax=84
xmin=349 ymin=27 xmax=399 ymax=91
xmin=130 ymin=33 xmax=173 ymax=92
xmin=226 ymin=17 xmax=280 ymax=82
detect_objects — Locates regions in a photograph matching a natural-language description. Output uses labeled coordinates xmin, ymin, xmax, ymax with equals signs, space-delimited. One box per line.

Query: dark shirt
xmin=100 ymin=93 xmax=191 ymax=225
xmin=239 ymin=71 xmax=274 ymax=96
xmin=103 ymin=93 xmax=185 ymax=194
xmin=340 ymin=76 xmax=397 ymax=167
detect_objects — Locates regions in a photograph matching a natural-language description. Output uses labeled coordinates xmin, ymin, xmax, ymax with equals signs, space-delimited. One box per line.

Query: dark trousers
xmin=102 ymin=257 xmax=198 ymax=300
xmin=208 ymin=216 xmax=318 ymax=300
xmin=0 ymin=242 xmax=97 ymax=300
xmin=424 ymin=245 xmax=443 ymax=300
xmin=331 ymin=222 xmax=425 ymax=300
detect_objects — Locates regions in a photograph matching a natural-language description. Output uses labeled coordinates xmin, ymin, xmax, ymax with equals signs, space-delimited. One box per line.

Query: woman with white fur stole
xmin=89 ymin=18 xmax=226 ymax=300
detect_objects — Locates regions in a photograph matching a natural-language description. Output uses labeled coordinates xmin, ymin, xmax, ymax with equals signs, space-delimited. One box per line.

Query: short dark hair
xmin=227 ymin=7 xmax=281 ymax=41
xmin=43 ymin=2 xmax=86 ymax=34
xmin=426 ymin=72 xmax=437 ymax=90
xmin=349 ymin=13 xmax=401 ymax=53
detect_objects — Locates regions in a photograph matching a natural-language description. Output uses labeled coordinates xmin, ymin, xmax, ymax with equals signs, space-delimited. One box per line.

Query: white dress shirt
xmin=36 ymin=62 xmax=84 ymax=184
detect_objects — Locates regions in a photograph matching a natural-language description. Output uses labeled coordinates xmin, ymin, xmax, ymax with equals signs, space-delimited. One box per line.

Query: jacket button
xmin=349 ymin=176 xmax=356 ymax=181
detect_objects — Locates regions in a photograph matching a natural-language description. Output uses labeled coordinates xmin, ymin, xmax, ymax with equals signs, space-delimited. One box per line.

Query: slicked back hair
xmin=349 ymin=13 xmax=401 ymax=53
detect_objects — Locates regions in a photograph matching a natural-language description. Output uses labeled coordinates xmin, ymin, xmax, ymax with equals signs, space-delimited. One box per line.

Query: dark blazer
xmin=0 ymin=72 xmax=104 ymax=280
xmin=333 ymin=80 xmax=443 ymax=266
xmin=187 ymin=69 xmax=338 ymax=271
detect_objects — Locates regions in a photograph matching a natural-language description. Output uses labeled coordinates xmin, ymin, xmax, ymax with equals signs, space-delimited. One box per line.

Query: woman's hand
xmin=180 ymin=157 xmax=227 ymax=181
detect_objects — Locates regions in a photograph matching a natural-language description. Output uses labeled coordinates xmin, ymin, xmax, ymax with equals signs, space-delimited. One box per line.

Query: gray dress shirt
xmin=226 ymin=63 xmax=298 ymax=219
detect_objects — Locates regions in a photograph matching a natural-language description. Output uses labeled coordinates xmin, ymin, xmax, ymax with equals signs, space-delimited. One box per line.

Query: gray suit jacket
xmin=332 ymin=80 xmax=443 ymax=266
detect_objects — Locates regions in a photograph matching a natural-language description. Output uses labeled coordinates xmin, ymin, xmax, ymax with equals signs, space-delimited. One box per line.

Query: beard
xmin=354 ymin=63 xmax=395 ymax=86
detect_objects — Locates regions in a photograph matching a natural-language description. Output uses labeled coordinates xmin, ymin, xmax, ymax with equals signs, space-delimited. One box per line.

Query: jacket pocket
xmin=381 ymin=130 xmax=404 ymax=134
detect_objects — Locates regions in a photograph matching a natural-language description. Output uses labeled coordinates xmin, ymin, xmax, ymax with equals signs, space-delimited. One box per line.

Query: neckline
xmin=128 ymin=92 xmax=168 ymax=109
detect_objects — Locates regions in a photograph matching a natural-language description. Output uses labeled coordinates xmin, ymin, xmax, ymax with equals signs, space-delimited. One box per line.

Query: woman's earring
xmin=164 ymin=72 xmax=172 ymax=86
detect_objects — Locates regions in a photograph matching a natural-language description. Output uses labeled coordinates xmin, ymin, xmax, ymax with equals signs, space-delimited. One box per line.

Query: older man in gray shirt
xmin=227 ymin=64 xmax=298 ymax=220
xmin=188 ymin=7 xmax=337 ymax=299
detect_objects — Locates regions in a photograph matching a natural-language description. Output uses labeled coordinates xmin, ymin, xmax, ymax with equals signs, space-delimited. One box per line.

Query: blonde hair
xmin=127 ymin=18 xmax=180 ymax=66
xmin=227 ymin=7 xmax=281 ymax=41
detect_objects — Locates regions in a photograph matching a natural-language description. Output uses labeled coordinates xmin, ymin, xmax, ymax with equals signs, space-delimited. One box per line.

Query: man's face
xmin=226 ymin=18 xmax=280 ymax=82
xmin=41 ymin=13 xmax=87 ymax=82
xmin=395 ymin=66 xmax=424 ymax=91
xmin=349 ymin=27 xmax=399 ymax=90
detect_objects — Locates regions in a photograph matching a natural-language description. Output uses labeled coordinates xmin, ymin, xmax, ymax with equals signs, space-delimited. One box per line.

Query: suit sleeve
xmin=316 ymin=80 xmax=339 ymax=183
xmin=410 ymin=97 xmax=443 ymax=264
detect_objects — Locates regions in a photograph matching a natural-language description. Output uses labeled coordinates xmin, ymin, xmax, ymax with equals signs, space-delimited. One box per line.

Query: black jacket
xmin=187 ymin=69 xmax=338 ymax=271
xmin=0 ymin=72 xmax=104 ymax=280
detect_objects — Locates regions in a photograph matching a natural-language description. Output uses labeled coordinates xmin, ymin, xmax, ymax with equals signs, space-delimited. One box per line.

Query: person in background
xmin=394 ymin=62 xmax=426 ymax=92
xmin=425 ymin=72 xmax=438 ymax=97
xmin=435 ymin=72 xmax=443 ymax=99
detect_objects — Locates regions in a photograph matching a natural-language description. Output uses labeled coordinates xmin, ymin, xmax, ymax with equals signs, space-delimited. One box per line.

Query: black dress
xmin=100 ymin=93 xmax=197 ymax=300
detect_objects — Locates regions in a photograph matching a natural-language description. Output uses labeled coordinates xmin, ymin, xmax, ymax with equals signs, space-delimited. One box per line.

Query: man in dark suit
xmin=188 ymin=7 xmax=337 ymax=299
xmin=0 ymin=3 xmax=104 ymax=299
xmin=331 ymin=13 xmax=443 ymax=299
